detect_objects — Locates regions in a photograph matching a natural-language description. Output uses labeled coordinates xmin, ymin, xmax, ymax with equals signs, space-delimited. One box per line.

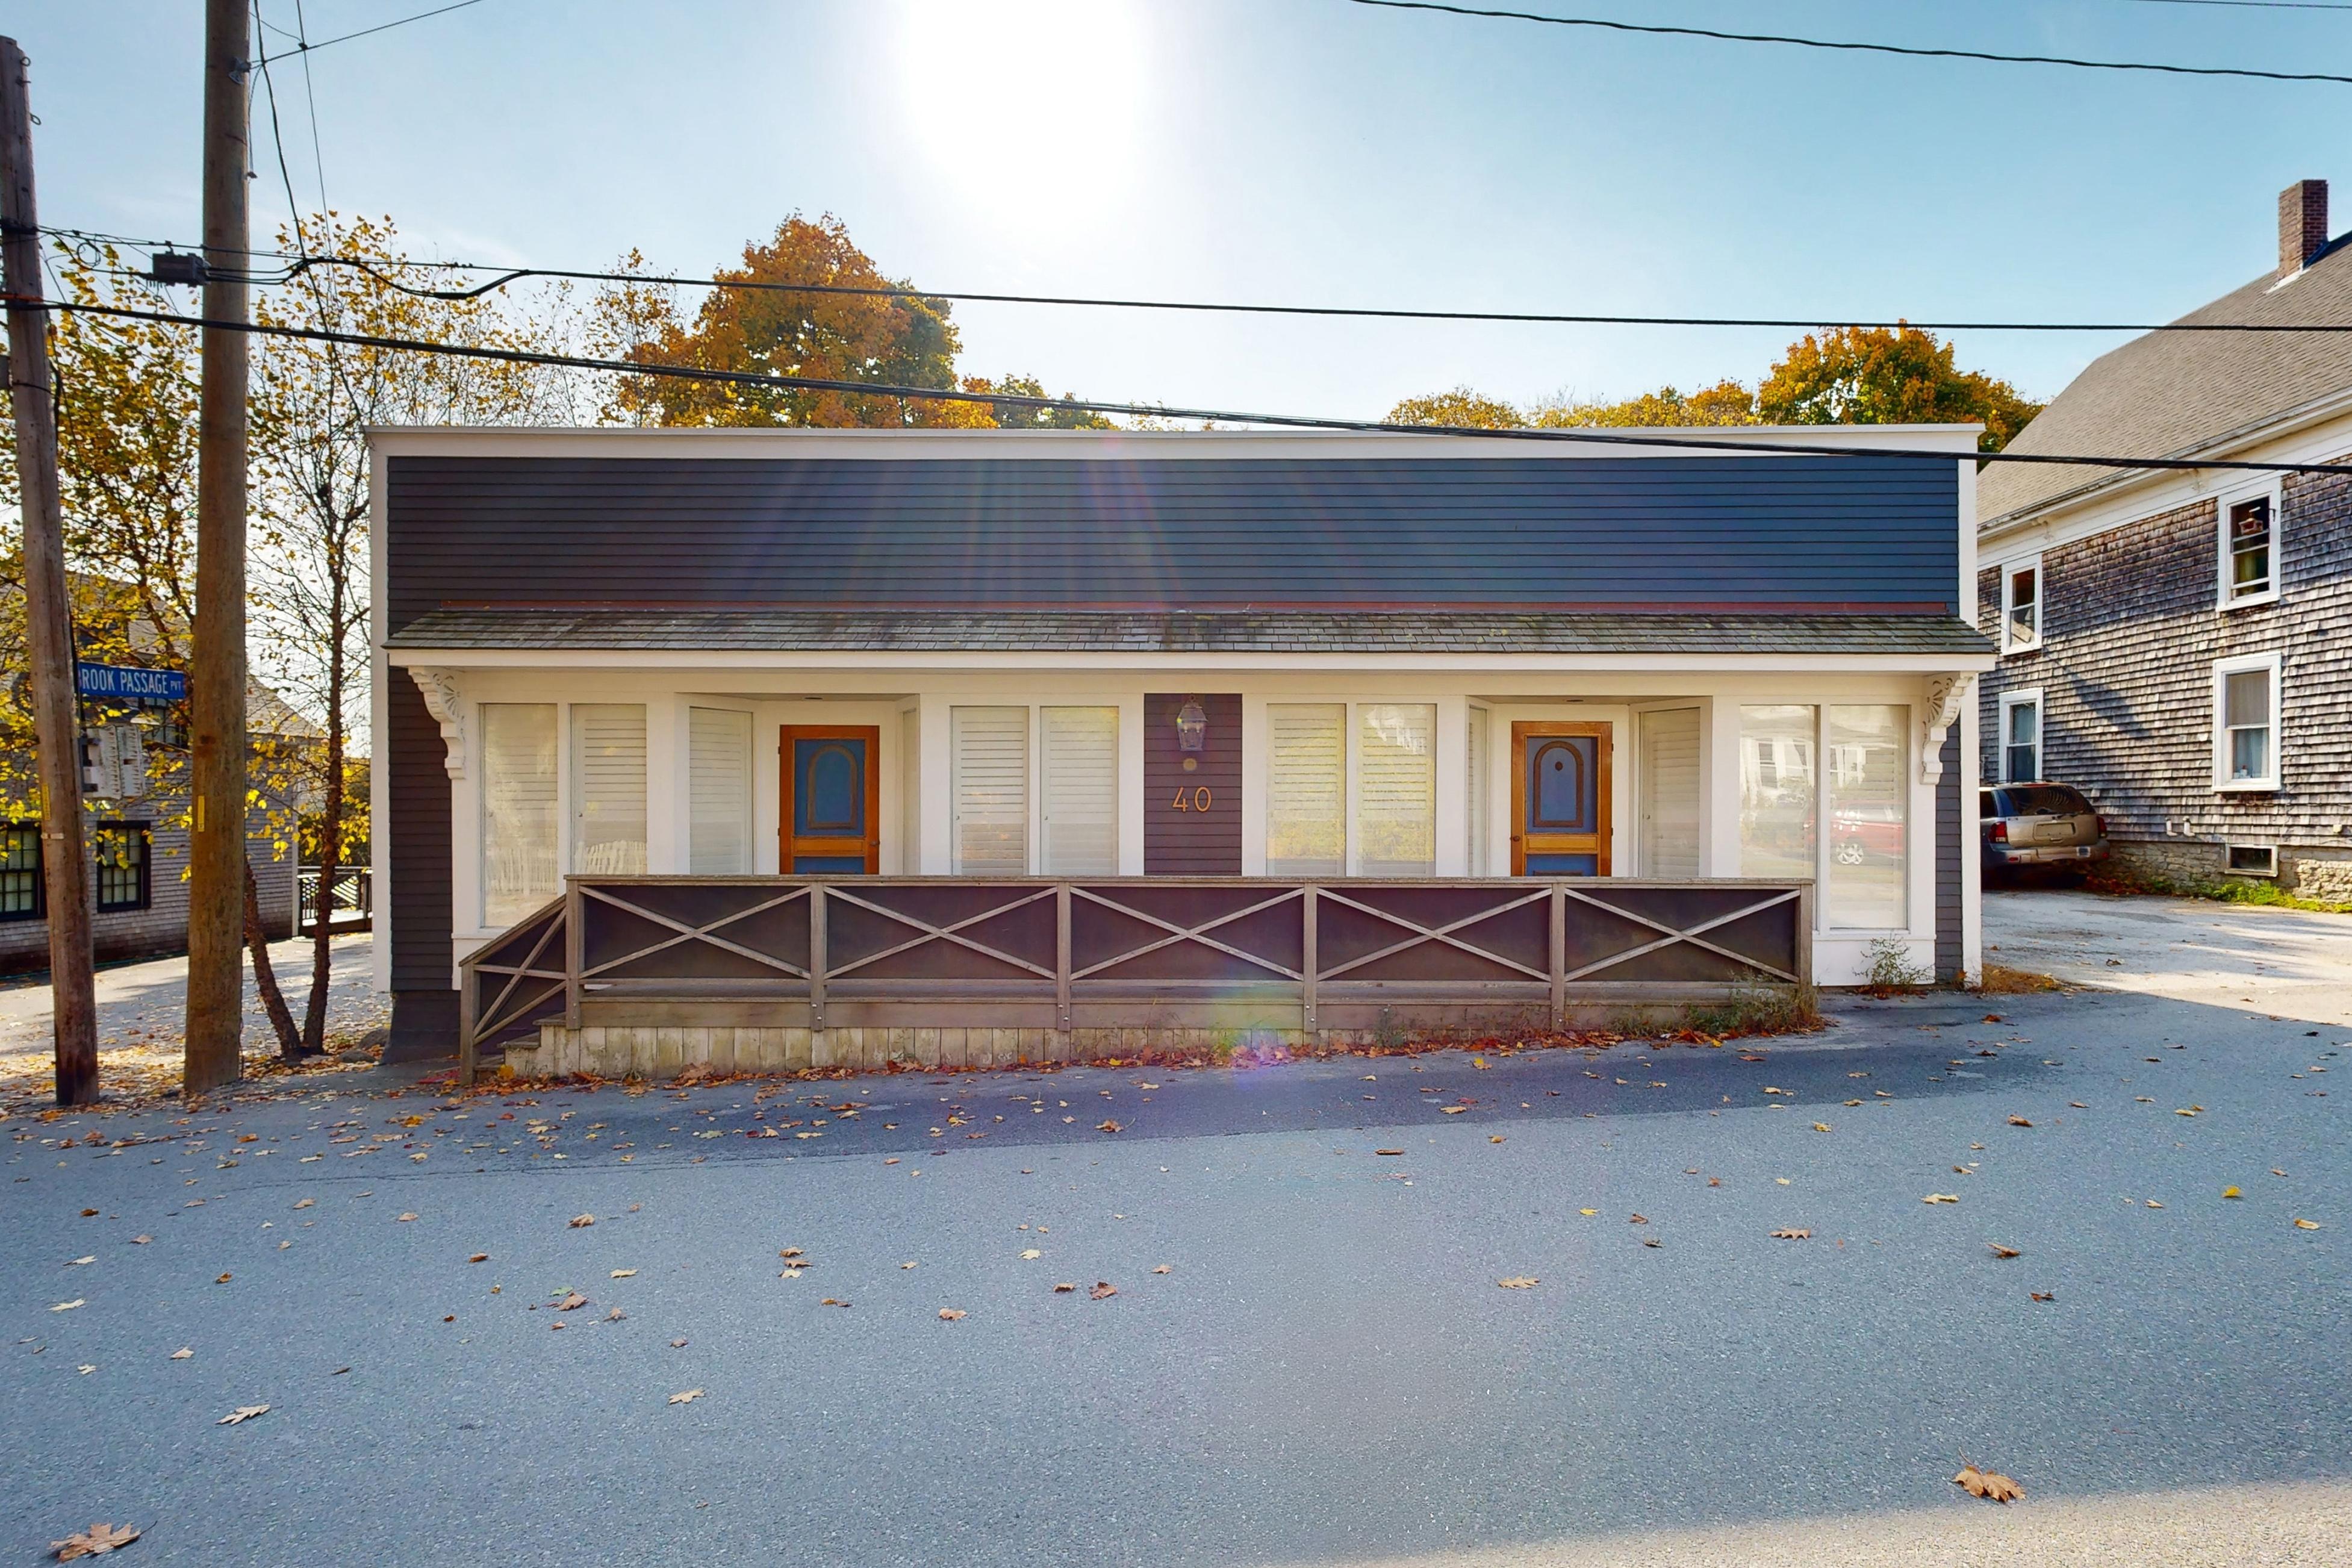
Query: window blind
xmin=481 ymin=703 xmax=559 ymax=925
xmin=1266 ymin=704 xmax=1345 ymax=877
xmin=688 ymin=707 xmax=753 ymax=875
xmin=1638 ymin=708 xmax=1702 ymax=879
xmin=1466 ymin=706 xmax=1489 ymax=877
xmin=1357 ymin=704 xmax=1436 ymax=876
xmin=952 ymin=706 xmax=1029 ymax=874
xmin=571 ymin=704 xmax=647 ymax=876
xmin=1040 ymin=706 xmax=1118 ymax=876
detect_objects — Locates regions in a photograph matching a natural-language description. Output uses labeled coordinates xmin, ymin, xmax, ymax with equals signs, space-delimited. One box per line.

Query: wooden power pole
xmin=0 ymin=37 xmax=99 ymax=1106
xmin=184 ymin=0 xmax=252 ymax=1095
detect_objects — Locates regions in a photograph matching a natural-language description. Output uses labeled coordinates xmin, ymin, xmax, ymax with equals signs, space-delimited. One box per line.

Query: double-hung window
xmin=2219 ymin=487 xmax=2280 ymax=608
xmin=1 ymin=823 xmax=43 ymax=921
xmin=1998 ymin=689 xmax=2042 ymax=785
xmin=93 ymin=823 xmax=150 ymax=913
xmin=2000 ymin=557 xmax=2042 ymax=651
xmin=2213 ymin=653 xmax=2282 ymax=791
xmin=1263 ymin=702 xmax=1438 ymax=877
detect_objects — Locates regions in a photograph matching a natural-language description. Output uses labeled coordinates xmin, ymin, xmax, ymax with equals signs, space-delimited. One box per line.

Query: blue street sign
xmin=75 ymin=662 xmax=187 ymax=703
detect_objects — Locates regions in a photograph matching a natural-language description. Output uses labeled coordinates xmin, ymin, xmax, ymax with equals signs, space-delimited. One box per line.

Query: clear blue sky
xmin=20 ymin=0 xmax=2352 ymax=419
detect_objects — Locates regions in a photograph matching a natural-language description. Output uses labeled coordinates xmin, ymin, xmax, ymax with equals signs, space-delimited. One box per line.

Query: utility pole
xmin=0 ymin=37 xmax=99 ymax=1106
xmin=184 ymin=0 xmax=251 ymax=1095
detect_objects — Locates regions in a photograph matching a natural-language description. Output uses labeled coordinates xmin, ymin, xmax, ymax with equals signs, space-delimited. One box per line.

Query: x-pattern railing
xmin=456 ymin=875 xmax=1811 ymax=1083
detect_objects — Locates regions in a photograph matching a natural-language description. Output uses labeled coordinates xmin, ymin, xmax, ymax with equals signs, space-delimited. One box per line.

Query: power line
xmin=1343 ymin=0 xmax=2352 ymax=83
xmin=41 ymin=224 xmax=2352 ymax=338
xmin=249 ymin=0 xmax=487 ymax=69
xmin=30 ymin=294 xmax=2352 ymax=478
xmin=2117 ymin=0 xmax=2352 ymax=11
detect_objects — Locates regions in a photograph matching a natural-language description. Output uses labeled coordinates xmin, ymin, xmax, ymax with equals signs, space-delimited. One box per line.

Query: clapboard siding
xmin=1144 ymin=694 xmax=1243 ymax=874
xmin=1977 ymin=469 xmax=2352 ymax=864
xmin=387 ymin=671 xmax=457 ymax=1052
xmin=385 ymin=455 xmax=1960 ymax=630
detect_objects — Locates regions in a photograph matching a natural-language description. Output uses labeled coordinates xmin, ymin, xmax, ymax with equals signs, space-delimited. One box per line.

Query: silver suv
xmin=1981 ymin=783 xmax=2109 ymax=879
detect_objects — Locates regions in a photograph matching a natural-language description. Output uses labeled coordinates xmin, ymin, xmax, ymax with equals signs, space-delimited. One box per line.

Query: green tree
xmin=1385 ymin=387 xmax=1526 ymax=428
xmin=963 ymin=374 xmax=1113 ymax=431
xmin=1758 ymin=325 xmax=2039 ymax=452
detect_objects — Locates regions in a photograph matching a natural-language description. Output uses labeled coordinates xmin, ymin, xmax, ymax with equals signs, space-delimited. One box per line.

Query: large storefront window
xmin=1266 ymin=704 xmax=1345 ymax=876
xmin=1357 ymin=704 xmax=1436 ymax=876
xmin=482 ymin=703 xmax=559 ymax=924
xmin=1825 ymin=705 xmax=1908 ymax=929
xmin=1738 ymin=705 xmax=1816 ymax=883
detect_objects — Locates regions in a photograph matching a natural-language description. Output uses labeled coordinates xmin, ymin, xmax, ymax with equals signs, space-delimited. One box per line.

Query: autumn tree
xmin=249 ymin=213 xmax=574 ymax=1055
xmin=1758 ymin=325 xmax=2040 ymax=452
xmin=1384 ymin=387 xmax=1527 ymax=429
xmin=962 ymin=374 xmax=1114 ymax=432
xmin=1534 ymin=379 xmax=1758 ymax=428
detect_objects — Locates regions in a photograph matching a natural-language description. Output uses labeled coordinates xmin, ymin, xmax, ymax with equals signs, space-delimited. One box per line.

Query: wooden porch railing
xmin=456 ymin=876 xmax=1813 ymax=1084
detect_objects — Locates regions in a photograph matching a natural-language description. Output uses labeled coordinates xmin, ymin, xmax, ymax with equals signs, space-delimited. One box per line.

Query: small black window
xmin=94 ymin=823 xmax=151 ymax=913
xmin=1 ymin=823 xmax=42 ymax=921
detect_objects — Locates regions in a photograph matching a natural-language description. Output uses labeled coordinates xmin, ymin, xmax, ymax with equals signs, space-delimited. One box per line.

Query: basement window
xmin=2225 ymin=843 xmax=2279 ymax=879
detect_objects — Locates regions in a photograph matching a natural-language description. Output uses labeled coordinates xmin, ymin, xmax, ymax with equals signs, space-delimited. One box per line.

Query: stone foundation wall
xmin=2111 ymin=838 xmax=2352 ymax=900
xmin=503 ymin=1023 xmax=1392 ymax=1080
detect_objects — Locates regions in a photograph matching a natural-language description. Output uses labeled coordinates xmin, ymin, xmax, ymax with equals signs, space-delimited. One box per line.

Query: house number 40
xmin=1169 ymin=786 xmax=1213 ymax=812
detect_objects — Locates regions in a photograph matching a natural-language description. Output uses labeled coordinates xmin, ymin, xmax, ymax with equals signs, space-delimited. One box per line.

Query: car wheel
xmin=1834 ymin=841 xmax=1865 ymax=866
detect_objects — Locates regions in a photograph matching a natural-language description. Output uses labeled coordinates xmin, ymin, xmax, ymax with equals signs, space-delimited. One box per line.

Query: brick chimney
xmin=2280 ymin=179 xmax=2329 ymax=278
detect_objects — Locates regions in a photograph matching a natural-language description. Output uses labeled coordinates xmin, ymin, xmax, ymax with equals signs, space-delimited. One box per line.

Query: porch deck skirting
xmin=462 ymin=876 xmax=1814 ymax=1083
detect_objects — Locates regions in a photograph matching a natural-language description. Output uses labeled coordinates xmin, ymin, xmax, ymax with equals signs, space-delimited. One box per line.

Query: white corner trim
xmin=1920 ymin=674 xmax=1974 ymax=783
xmin=410 ymin=667 xmax=467 ymax=780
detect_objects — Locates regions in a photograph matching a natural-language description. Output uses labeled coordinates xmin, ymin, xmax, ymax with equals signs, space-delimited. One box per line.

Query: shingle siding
xmin=1978 ymin=471 xmax=2352 ymax=895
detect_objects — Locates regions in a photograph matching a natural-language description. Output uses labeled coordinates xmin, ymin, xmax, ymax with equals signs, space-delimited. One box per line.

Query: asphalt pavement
xmin=2 ymin=894 xmax=2345 ymax=1566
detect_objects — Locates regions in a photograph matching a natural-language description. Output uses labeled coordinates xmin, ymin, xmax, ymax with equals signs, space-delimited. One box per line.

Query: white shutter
xmin=571 ymin=704 xmax=647 ymax=875
xmin=481 ymin=703 xmax=559 ymax=924
xmin=1356 ymin=704 xmax=1436 ymax=876
xmin=1040 ymin=706 xmax=1118 ymax=875
xmin=1638 ymin=707 xmax=1702 ymax=879
xmin=1266 ymin=704 xmax=1345 ymax=877
xmin=1466 ymin=706 xmax=1489 ymax=877
xmin=688 ymin=707 xmax=752 ymax=874
xmin=952 ymin=706 xmax=1029 ymax=874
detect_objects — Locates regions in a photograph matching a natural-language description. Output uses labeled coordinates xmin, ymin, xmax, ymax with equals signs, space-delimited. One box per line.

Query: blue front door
xmin=1513 ymin=723 xmax=1611 ymax=876
xmin=780 ymin=727 xmax=878 ymax=873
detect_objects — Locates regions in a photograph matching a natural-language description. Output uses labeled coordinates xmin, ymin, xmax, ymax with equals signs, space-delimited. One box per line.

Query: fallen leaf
xmin=468 ymin=1253 xmax=489 ymax=1264
xmin=1053 ymin=1283 xmax=1076 ymax=1293
xmin=567 ymin=1214 xmax=594 ymax=1228
xmin=2222 ymin=1187 xmax=2242 ymax=1199
xmin=1641 ymin=1236 xmax=1662 ymax=1248
xmin=555 ymin=1291 xmax=589 ymax=1311
xmin=820 ymin=1298 xmax=848 ymax=1307
xmin=2295 ymin=1218 xmax=2321 ymax=1230
xmin=1628 ymin=1213 xmax=1649 ymax=1225
xmin=668 ymin=1389 xmax=703 ymax=1405
xmin=1097 ymin=1120 xmax=1122 ymax=1133
xmin=50 ymin=1521 xmax=141 ymax=1560
xmin=79 ymin=1209 xmax=98 ymax=1218
xmin=1439 ymin=1106 xmax=1466 ymax=1115
xmin=2146 ymin=1201 xmax=2164 ymax=1209
xmin=1152 ymin=1264 xmax=1172 ymax=1274
xmin=1089 ymin=1281 xmax=1118 ymax=1300
xmin=938 ymin=1308 xmax=967 ymax=1321
xmin=1953 ymin=1464 xmax=2024 ymax=1503
xmin=1496 ymin=1277 xmax=1538 ymax=1289
xmin=1019 ymin=1249 xmax=1041 ymax=1260
xmin=2030 ymin=1291 xmax=2055 ymax=1302
xmin=1578 ymin=1208 xmax=1599 ymax=1216
xmin=609 ymin=1269 xmax=637 ymax=1279
xmin=1923 ymin=1194 xmax=1961 ymax=1205
xmin=292 ymin=1199 xmax=313 ymax=1210
xmin=1490 ymin=1135 xmax=1506 ymax=1143
xmin=1986 ymin=1242 xmax=2021 ymax=1258
xmin=670 ymin=1339 xmax=688 ymax=1348
xmin=396 ymin=1213 xmax=417 ymax=1223
xmin=216 ymin=1405 xmax=269 ymax=1426
xmin=215 ymin=1273 xmax=232 ymax=1284
xmin=1769 ymin=1228 xmax=1811 ymax=1240
xmin=130 ymin=1237 xmax=149 ymax=1245
xmin=2007 ymin=1116 xmax=2033 ymax=1128
xmin=51 ymin=1299 xmax=84 ymax=1312
xmin=2070 ymin=1101 xmax=2087 ymax=1109
xmin=2174 ymin=1109 xmax=2197 ymax=1118
xmin=1812 ymin=1122 xmax=1832 ymax=1133
xmin=1375 ymin=1149 xmax=1405 ymax=1157
xmin=169 ymin=1348 xmax=192 ymax=1360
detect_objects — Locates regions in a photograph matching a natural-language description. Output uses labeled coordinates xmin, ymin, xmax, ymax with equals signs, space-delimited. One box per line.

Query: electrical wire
xmin=28 ymin=294 xmax=2352 ymax=478
xmin=2117 ymin=0 xmax=2352 ymax=10
xmin=249 ymin=0 xmax=487 ymax=69
xmin=1343 ymin=0 xmax=2352 ymax=83
xmin=38 ymin=223 xmax=2352 ymax=338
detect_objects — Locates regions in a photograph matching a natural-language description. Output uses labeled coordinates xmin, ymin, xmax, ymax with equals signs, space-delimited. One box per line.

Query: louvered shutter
xmin=1040 ymin=706 xmax=1118 ymax=875
xmin=571 ymin=704 xmax=647 ymax=875
xmin=481 ymin=703 xmax=559 ymax=924
xmin=688 ymin=707 xmax=752 ymax=874
xmin=1637 ymin=707 xmax=1701 ymax=878
xmin=1356 ymin=704 xmax=1436 ymax=876
xmin=1266 ymin=704 xmax=1345 ymax=877
xmin=952 ymin=706 xmax=1029 ymax=874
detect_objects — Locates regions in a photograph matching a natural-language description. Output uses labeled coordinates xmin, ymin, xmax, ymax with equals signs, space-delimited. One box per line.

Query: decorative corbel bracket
xmin=409 ymin=667 xmax=466 ymax=780
xmin=1920 ymin=674 xmax=1975 ymax=784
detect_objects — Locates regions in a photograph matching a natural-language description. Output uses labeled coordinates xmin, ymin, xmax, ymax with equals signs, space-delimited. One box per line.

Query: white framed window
xmin=1039 ymin=706 xmax=1118 ymax=875
xmin=2000 ymin=555 xmax=2042 ymax=651
xmin=1635 ymin=706 xmax=1702 ymax=879
xmin=571 ymin=704 xmax=647 ymax=876
xmin=951 ymin=706 xmax=1030 ymax=874
xmin=2212 ymin=652 xmax=2282 ymax=791
xmin=1997 ymin=688 xmax=2042 ymax=785
xmin=688 ymin=707 xmax=753 ymax=874
xmin=1738 ymin=703 xmax=1911 ymax=932
xmin=2217 ymin=482 xmax=2281 ymax=609
xmin=1355 ymin=703 xmax=1436 ymax=876
xmin=1266 ymin=703 xmax=1346 ymax=877
xmin=2226 ymin=843 xmax=2279 ymax=878
xmin=480 ymin=703 xmax=559 ymax=926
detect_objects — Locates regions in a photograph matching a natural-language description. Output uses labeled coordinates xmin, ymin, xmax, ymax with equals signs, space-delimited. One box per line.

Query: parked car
xmin=1981 ymin=783 xmax=2109 ymax=880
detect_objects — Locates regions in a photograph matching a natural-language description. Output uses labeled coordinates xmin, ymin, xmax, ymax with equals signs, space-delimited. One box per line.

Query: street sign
xmin=75 ymin=661 xmax=186 ymax=703
xmin=80 ymin=724 xmax=148 ymax=800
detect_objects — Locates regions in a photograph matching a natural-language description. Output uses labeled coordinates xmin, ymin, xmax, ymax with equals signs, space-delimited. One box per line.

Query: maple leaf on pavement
xmin=1953 ymin=1464 xmax=2024 ymax=1502
xmin=51 ymin=1522 xmax=141 ymax=1560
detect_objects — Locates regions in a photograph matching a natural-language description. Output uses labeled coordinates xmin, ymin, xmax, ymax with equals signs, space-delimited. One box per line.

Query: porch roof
xmin=385 ymin=607 xmax=1993 ymax=657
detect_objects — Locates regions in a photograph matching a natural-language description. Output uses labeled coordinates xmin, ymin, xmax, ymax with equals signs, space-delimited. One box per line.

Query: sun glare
xmin=894 ymin=0 xmax=1150 ymax=220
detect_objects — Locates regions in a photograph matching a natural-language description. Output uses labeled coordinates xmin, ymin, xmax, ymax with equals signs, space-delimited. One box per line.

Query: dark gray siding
xmin=385 ymin=455 xmax=1961 ymax=630
xmin=1144 ymin=694 xmax=1242 ymax=874
xmin=1935 ymin=727 xmax=1963 ymax=982
xmin=387 ymin=672 xmax=456 ymax=1056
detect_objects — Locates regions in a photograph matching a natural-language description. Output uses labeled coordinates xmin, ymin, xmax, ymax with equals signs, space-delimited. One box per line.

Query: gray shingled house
xmin=1977 ymin=179 xmax=2352 ymax=901
xmin=369 ymin=425 xmax=1995 ymax=1073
